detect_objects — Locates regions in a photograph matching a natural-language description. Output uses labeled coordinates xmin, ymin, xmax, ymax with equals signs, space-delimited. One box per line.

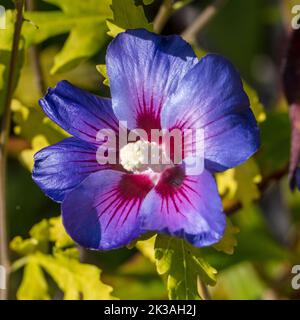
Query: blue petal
xmin=39 ymin=80 xmax=119 ymax=144
xmin=161 ymin=54 xmax=260 ymax=171
xmin=106 ymin=29 xmax=198 ymax=135
xmin=33 ymin=137 xmax=107 ymax=203
xmin=62 ymin=170 xmax=154 ymax=250
xmin=139 ymin=165 xmax=226 ymax=247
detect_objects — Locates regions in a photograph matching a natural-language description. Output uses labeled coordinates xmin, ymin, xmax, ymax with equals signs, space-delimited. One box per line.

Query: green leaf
xmin=243 ymin=82 xmax=266 ymax=123
xmin=35 ymin=253 xmax=116 ymax=300
xmin=17 ymin=260 xmax=50 ymax=300
xmin=217 ymin=158 xmax=262 ymax=207
xmin=234 ymin=159 xmax=262 ymax=207
xmin=23 ymin=0 xmax=113 ymax=73
xmin=29 ymin=219 xmax=50 ymax=243
xmin=107 ymin=0 xmax=153 ymax=38
xmin=155 ymin=235 xmax=217 ymax=300
xmin=10 ymin=219 xmax=50 ymax=255
xmin=96 ymin=64 xmax=110 ymax=86
xmin=213 ymin=219 xmax=239 ymax=255
xmin=136 ymin=235 xmax=156 ymax=263
xmin=11 ymin=217 xmax=116 ymax=300
xmin=173 ymin=0 xmax=194 ymax=11
xmin=49 ymin=216 xmax=74 ymax=249
xmin=10 ymin=236 xmax=39 ymax=256
xmin=12 ymin=99 xmax=68 ymax=170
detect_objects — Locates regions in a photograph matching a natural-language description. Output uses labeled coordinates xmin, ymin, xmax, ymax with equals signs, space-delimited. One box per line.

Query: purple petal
xmin=161 ymin=54 xmax=260 ymax=171
xmin=139 ymin=165 xmax=226 ymax=247
xmin=39 ymin=80 xmax=119 ymax=144
xmin=32 ymin=137 xmax=113 ymax=203
xmin=62 ymin=170 xmax=154 ymax=250
xmin=106 ymin=29 xmax=197 ymax=136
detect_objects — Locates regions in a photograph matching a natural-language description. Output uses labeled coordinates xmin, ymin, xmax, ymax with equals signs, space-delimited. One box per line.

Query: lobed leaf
xmin=213 ymin=219 xmax=239 ymax=255
xmin=155 ymin=235 xmax=217 ymax=300
xmin=107 ymin=0 xmax=153 ymax=38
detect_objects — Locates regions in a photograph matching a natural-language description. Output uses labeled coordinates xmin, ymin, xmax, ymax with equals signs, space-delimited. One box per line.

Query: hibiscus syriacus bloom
xmin=33 ymin=29 xmax=259 ymax=250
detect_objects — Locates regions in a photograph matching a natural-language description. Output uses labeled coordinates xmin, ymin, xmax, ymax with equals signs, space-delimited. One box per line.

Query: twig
xmin=26 ymin=0 xmax=46 ymax=94
xmin=0 ymin=0 xmax=25 ymax=300
xmin=181 ymin=0 xmax=227 ymax=44
xmin=153 ymin=0 xmax=174 ymax=34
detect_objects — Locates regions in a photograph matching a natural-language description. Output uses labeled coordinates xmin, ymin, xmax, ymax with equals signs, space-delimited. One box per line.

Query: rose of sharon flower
xmin=32 ymin=29 xmax=259 ymax=250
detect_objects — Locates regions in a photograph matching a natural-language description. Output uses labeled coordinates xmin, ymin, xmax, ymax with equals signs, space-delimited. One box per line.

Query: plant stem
xmin=0 ymin=0 xmax=25 ymax=300
xmin=26 ymin=0 xmax=46 ymax=94
xmin=153 ymin=0 xmax=174 ymax=34
xmin=198 ymin=278 xmax=212 ymax=300
xmin=181 ymin=0 xmax=227 ymax=44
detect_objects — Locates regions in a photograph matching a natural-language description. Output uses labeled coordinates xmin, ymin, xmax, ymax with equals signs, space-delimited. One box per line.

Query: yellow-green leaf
xmin=155 ymin=235 xmax=217 ymax=300
xmin=23 ymin=0 xmax=112 ymax=73
xmin=35 ymin=253 xmax=116 ymax=300
xmin=213 ymin=219 xmax=239 ymax=255
xmin=17 ymin=260 xmax=50 ymax=300
xmin=107 ymin=0 xmax=153 ymax=38
xmin=49 ymin=216 xmax=74 ymax=249
xmin=217 ymin=158 xmax=262 ymax=208
xmin=10 ymin=236 xmax=39 ymax=256
xmin=12 ymin=99 xmax=68 ymax=170
xmin=96 ymin=64 xmax=109 ymax=86
xmin=243 ymin=81 xmax=266 ymax=123
xmin=136 ymin=235 xmax=156 ymax=263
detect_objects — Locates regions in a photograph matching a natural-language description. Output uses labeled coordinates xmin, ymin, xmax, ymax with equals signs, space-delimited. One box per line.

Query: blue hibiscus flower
xmin=32 ymin=29 xmax=259 ymax=250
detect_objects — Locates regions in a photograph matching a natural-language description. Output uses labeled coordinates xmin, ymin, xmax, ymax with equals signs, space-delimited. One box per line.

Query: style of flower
xmin=33 ymin=29 xmax=259 ymax=250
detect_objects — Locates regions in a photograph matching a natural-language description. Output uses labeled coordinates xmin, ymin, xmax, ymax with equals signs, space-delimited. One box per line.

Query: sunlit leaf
xmin=136 ymin=235 xmax=156 ymax=263
xmin=243 ymin=82 xmax=266 ymax=123
xmin=11 ymin=217 xmax=116 ymax=300
xmin=49 ymin=216 xmax=74 ymax=249
xmin=213 ymin=219 xmax=239 ymax=255
xmin=17 ymin=260 xmax=50 ymax=300
xmin=107 ymin=0 xmax=153 ymax=38
xmin=36 ymin=253 xmax=116 ymax=300
xmin=10 ymin=236 xmax=39 ymax=256
xmin=29 ymin=219 xmax=50 ymax=243
xmin=23 ymin=0 xmax=112 ymax=73
xmin=11 ymin=99 xmax=68 ymax=170
xmin=155 ymin=235 xmax=217 ymax=300
xmin=217 ymin=158 xmax=262 ymax=208
xmin=96 ymin=64 xmax=109 ymax=86
xmin=10 ymin=219 xmax=50 ymax=255
xmin=173 ymin=0 xmax=193 ymax=11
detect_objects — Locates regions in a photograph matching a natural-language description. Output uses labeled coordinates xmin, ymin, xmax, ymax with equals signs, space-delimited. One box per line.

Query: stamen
xmin=120 ymin=140 xmax=172 ymax=179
